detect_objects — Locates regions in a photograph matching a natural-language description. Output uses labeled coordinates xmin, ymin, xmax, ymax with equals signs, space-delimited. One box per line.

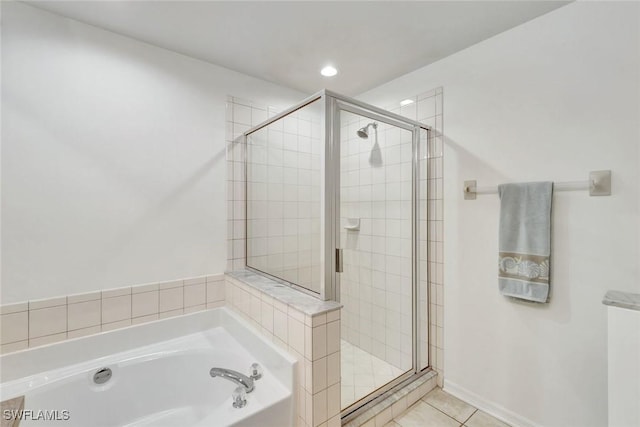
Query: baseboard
xmin=443 ymin=379 xmax=541 ymax=427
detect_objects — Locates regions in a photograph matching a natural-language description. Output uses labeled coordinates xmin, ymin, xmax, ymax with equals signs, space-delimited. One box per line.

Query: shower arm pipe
xmin=463 ymin=170 xmax=611 ymax=199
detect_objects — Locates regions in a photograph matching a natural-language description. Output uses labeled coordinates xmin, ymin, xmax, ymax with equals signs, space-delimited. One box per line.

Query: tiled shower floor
xmin=341 ymin=340 xmax=405 ymax=409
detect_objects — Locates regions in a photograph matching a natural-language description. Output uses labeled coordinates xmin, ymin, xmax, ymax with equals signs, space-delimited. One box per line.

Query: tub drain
xmin=93 ymin=367 xmax=112 ymax=384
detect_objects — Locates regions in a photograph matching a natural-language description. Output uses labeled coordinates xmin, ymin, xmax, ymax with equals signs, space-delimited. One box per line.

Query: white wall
xmin=358 ymin=2 xmax=640 ymax=427
xmin=1 ymin=2 xmax=305 ymax=303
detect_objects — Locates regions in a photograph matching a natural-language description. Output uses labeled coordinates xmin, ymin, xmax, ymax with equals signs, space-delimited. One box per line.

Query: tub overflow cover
xmin=93 ymin=367 xmax=112 ymax=384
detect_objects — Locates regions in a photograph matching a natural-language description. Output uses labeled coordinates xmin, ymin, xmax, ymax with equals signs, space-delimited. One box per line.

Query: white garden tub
xmin=0 ymin=308 xmax=295 ymax=427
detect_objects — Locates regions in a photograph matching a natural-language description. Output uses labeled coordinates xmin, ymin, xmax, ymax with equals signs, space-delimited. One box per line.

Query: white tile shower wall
xmin=247 ymin=106 xmax=323 ymax=291
xmin=340 ymin=89 xmax=444 ymax=384
xmin=226 ymin=97 xmax=323 ymax=294
xmin=224 ymin=275 xmax=341 ymax=427
xmin=0 ymin=275 xmax=225 ymax=353
xmin=339 ymin=113 xmax=415 ymax=373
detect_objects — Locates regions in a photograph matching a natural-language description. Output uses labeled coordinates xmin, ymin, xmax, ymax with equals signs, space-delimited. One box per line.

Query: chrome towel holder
xmin=463 ymin=170 xmax=611 ymax=200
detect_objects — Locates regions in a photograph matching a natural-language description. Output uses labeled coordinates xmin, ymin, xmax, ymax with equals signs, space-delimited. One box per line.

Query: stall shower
xmin=236 ymin=90 xmax=432 ymax=415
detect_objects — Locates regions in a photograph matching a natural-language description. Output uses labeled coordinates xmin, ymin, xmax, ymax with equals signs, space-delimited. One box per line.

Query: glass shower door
xmin=245 ymin=98 xmax=324 ymax=295
xmin=337 ymin=106 xmax=417 ymax=411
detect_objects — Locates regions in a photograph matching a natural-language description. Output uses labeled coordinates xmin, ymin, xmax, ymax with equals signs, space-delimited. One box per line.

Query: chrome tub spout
xmin=210 ymin=368 xmax=254 ymax=393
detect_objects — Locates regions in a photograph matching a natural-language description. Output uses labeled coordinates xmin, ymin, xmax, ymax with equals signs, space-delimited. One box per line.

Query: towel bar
xmin=463 ymin=170 xmax=611 ymax=200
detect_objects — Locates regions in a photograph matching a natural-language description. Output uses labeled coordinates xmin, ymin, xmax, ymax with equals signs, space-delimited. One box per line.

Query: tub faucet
xmin=210 ymin=367 xmax=256 ymax=393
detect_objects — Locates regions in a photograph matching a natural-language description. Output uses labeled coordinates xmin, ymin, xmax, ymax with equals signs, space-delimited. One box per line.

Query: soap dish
xmin=344 ymin=218 xmax=360 ymax=231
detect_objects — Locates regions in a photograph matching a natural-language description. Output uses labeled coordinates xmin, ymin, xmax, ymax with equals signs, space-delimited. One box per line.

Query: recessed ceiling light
xmin=400 ymin=99 xmax=414 ymax=106
xmin=320 ymin=65 xmax=338 ymax=77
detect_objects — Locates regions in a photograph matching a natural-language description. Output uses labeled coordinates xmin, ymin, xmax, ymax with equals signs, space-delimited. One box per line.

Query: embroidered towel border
xmin=499 ymin=252 xmax=550 ymax=283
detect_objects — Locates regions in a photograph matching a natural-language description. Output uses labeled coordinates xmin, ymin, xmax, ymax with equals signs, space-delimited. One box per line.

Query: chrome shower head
xmin=357 ymin=122 xmax=377 ymax=139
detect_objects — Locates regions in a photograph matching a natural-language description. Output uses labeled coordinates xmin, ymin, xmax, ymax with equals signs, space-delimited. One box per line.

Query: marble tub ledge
xmin=226 ymin=270 xmax=342 ymax=317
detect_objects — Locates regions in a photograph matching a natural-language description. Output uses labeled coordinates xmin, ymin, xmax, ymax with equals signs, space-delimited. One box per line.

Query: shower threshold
xmin=341 ymin=368 xmax=437 ymax=426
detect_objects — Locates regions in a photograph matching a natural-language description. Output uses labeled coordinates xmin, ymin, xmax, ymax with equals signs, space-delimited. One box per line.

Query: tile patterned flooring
xmin=341 ymin=340 xmax=405 ymax=409
xmin=385 ymin=388 xmax=512 ymax=427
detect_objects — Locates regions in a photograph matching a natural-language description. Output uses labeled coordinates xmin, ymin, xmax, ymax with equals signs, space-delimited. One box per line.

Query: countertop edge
xmin=602 ymin=290 xmax=640 ymax=312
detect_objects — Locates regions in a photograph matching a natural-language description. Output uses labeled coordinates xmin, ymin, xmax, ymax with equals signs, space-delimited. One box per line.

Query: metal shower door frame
xmin=324 ymin=91 xmax=431 ymax=417
xmin=242 ymin=89 xmax=428 ymax=305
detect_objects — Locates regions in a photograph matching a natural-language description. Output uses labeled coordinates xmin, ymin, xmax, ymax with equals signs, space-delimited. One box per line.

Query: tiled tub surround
xmin=0 ymin=275 xmax=225 ymax=353
xmin=1 ymin=271 xmax=341 ymax=427
xmin=0 ymin=270 xmax=341 ymax=427
xmin=225 ymin=271 xmax=342 ymax=427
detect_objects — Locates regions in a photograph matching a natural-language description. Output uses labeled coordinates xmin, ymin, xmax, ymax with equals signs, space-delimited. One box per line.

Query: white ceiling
xmin=26 ymin=1 xmax=571 ymax=96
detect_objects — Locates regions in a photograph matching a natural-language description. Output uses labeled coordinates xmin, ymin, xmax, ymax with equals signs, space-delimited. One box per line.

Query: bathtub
xmin=0 ymin=307 xmax=296 ymax=427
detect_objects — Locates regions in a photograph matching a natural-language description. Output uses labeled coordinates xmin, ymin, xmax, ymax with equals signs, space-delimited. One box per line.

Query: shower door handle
xmin=336 ymin=248 xmax=344 ymax=273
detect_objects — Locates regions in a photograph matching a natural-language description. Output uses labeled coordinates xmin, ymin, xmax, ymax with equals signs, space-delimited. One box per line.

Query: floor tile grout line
xmin=421 ymin=398 xmax=468 ymax=425
xmin=462 ymin=408 xmax=478 ymax=425
xmin=388 ymin=389 xmax=504 ymax=427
